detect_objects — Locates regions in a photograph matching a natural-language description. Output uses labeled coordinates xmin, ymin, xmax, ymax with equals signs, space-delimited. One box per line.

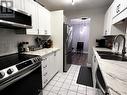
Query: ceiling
xmin=37 ymin=0 xmax=114 ymax=12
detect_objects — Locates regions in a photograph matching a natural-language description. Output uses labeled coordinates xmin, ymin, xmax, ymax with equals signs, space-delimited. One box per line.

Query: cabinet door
xmin=103 ymin=4 xmax=113 ymax=35
xmin=48 ymin=53 xmax=55 ymax=79
xmin=112 ymin=8 xmax=127 ymax=24
xmin=41 ymin=57 xmax=50 ymax=88
xmin=112 ymin=0 xmax=127 ymax=24
xmin=54 ymin=51 xmax=59 ymax=73
xmin=43 ymin=8 xmax=51 ymax=35
xmin=121 ymin=0 xmax=127 ymax=12
xmin=38 ymin=4 xmax=45 ymax=35
xmin=113 ymin=0 xmax=127 ymax=18
xmin=24 ymin=0 xmax=31 ymax=13
xmin=26 ymin=1 xmax=38 ymax=35
xmin=103 ymin=11 xmax=108 ymax=35
xmin=13 ymin=0 xmax=25 ymax=11
xmin=54 ymin=50 xmax=60 ymax=72
xmin=38 ymin=4 xmax=51 ymax=35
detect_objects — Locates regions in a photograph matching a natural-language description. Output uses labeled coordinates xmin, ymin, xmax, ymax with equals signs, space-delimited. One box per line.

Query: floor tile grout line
xmin=44 ymin=65 xmax=88 ymax=95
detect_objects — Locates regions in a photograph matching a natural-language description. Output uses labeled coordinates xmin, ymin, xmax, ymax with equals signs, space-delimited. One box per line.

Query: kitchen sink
xmin=97 ymin=51 xmax=127 ymax=61
xmin=97 ymin=51 xmax=114 ymax=55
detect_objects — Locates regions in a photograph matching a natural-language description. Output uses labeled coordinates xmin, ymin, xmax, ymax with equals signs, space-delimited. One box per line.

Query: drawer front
xmin=42 ymin=71 xmax=49 ymax=86
xmin=43 ymin=78 xmax=48 ymax=87
xmin=42 ymin=63 xmax=48 ymax=71
xmin=43 ymin=75 xmax=49 ymax=87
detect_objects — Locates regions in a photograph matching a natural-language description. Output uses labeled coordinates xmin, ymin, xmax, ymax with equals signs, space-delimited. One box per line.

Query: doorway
xmin=69 ymin=18 xmax=90 ymax=66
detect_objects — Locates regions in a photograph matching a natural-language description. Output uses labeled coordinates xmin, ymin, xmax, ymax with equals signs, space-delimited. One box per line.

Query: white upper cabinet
xmin=26 ymin=1 xmax=38 ymax=35
xmin=13 ymin=0 xmax=25 ymax=12
xmin=5 ymin=0 xmax=51 ymax=35
xmin=113 ymin=0 xmax=127 ymax=17
xmin=38 ymin=4 xmax=51 ymax=35
xmin=27 ymin=2 xmax=51 ymax=35
xmin=112 ymin=0 xmax=127 ymax=24
xmin=103 ymin=4 xmax=113 ymax=36
xmin=24 ymin=0 xmax=31 ymax=14
xmin=104 ymin=0 xmax=127 ymax=35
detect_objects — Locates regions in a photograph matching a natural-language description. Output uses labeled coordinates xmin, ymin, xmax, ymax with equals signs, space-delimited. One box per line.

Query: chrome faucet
xmin=113 ymin=34 xmax=126 ymax=58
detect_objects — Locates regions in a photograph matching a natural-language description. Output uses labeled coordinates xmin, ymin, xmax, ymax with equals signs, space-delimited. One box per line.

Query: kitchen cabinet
xmin=113 ymin=0 xmax=127 ymax=18
xmin=92 ymin=54 xmax=98 ymax=88
xmin=54 ymin=50 xmax=60 ymax=72
xmin=25 ymin=1 xmax=51 ymax=35
xmin=13 ymin=0 xmax=32 ymax=14
xmin=41 ymin=56 xmax=50 ymax=88
xmin=12 ymin=0 xmax=51 ymax=35
xmin=26 ymin=1 xmax=38 ymax=35
xmin=112 ymin=0 xmax=127 ymax=24
xmin=24 ymin=0 xmax=31 ymax=13
xmin=13 ymin=0 xmax=25 ymax=12
xmin=48 ymin=53 xmax=56 ymax=79
xmin=26 ymin=2 xmax=51 ymax=35
xmin=103 ymin=4 xmax=113 ymax=35
xmin=38 ymin=4 xmax=51 ymax=35
xmin=48 ymin=51 xmax=59 ymax=80
xmin=41 ymin=50 xmax=60 ymax=88
xmin=103 ymin=0 xmax=127 ymax=35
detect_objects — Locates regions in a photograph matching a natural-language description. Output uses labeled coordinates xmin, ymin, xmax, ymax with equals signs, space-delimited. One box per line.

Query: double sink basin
xmin=97 ymin=51 xmax=127 ymax=61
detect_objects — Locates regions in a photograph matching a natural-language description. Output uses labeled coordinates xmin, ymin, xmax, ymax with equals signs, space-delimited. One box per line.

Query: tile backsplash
xmin=0 ymin=28 xmax=37 ymax=56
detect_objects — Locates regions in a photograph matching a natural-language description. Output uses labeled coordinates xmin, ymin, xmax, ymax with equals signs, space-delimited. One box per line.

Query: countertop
xmin=24 ymin=48 xmax=60 ymax=56
xmin=93 ymin=47 xmax=127 ymax=95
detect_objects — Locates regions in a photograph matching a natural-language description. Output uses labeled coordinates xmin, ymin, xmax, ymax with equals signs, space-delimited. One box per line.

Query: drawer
xmin=43 ymin=71 xmax=48 ymax=77
xmin=42 ymin=64 xmax=48 ymax=71
xmin=43 ymin=76 xmax=48 ymax=87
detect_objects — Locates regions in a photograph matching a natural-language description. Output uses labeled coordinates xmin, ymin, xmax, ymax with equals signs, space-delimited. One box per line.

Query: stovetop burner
xmin=0 ymin=53 xmax=38 ymax=70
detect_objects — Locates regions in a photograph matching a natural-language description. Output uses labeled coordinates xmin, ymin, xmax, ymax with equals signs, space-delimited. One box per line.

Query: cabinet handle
xmin=54 ymin=52 xmax=56 ymax=56
xmin=94 ymin=56 xmax=96 ymax=63
xmin=116 ymin=4 xmax=121 ymax=13
xmin=43 ymin=65 xmax=47 ymax=69
xmin=44 ymin=79 xmax=48 ymax=84
xmin=44 ymin=30 xmax=47 ymax=34
xmin=38 ymin=29 xmax=39 ymax=34
xmin=105 ymin=30 xmax=107 ymax=35
xmin=43 ymin=72 xmax=48 ymax=76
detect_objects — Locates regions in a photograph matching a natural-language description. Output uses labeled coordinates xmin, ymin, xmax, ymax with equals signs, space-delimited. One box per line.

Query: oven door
xmin=96 ymin=66 xmax=109 ymax=95
xmin=0 ymin=65 xmax=42 ymax=95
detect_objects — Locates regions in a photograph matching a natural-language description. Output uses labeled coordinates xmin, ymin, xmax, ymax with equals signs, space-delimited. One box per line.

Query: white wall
xmin=65 ymin=8 xmax=106 ymax=66
xmin=51 ymin=10 xmax=64 ymax=72
xmin=71 ymin=21 xmax=90 ymax=53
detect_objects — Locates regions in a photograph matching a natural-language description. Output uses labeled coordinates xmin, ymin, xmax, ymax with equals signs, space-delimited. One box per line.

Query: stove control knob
xmin=0 ymin=71 xmax=5 ymax=79
xmin=7 ymin=68 xmax=14 ymax=75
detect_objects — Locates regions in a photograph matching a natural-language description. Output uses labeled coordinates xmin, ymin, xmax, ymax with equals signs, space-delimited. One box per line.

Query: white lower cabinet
xmin=41 ymin=50 xmax=60 ymax=88
xmin=92 ymin=53 xmax=99 ymax=95
xmin=41 ymin=56 xmax=49 ymax=88
xmin=92 ymin=54 xmax=98 ymax=88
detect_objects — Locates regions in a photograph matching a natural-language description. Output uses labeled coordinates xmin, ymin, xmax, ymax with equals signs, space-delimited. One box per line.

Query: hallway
xmin=72 ymin=53 xmax=88 ymax=66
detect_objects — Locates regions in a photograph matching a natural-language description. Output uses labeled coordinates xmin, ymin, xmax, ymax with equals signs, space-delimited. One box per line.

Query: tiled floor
xmin=43 ymin=65 xmax=96 ymax=95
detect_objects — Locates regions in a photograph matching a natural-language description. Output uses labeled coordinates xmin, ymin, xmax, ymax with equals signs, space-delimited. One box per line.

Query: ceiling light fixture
xmin=72 ymin=0 xmax=75 ymax=5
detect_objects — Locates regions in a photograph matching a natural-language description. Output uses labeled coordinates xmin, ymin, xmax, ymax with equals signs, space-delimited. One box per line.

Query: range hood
xmin=0 ymin=6 xmax=32 ymax=29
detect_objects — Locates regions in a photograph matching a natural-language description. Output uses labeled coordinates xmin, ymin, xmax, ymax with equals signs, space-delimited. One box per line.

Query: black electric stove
xmin=0 ymin=53 xmax=39 ymax=70
xmin=0 ymin=53 xmax=42 ymax=94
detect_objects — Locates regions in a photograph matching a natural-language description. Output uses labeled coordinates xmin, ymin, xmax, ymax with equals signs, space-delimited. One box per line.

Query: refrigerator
xmin=63 ymin=24 xmax=73 ymax=72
